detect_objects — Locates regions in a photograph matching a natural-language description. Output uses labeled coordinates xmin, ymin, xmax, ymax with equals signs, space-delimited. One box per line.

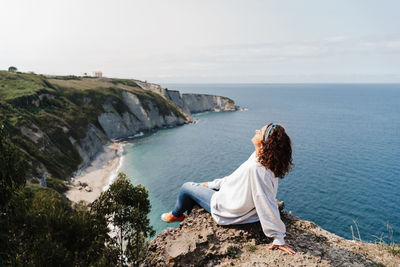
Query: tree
xmin=0 ymin=119 xmax=26 ymax=264
xmin=8 ymin=66 xmax=17 ymax=72
xmin=5 ymin=186 xmax=113 ymax=266
xmin=92 ymin=172 xmax=155 ymax=266
xmin=0 ymin=119 xmax=112 ymax=265
xmin=0 ymin=120 xmax=155 ymax=266
xmin=0 ymin=120 xmax=26 ymax=209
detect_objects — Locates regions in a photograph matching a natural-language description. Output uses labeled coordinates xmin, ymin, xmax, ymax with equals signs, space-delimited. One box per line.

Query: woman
xmin=161 ymin=123 xmax=296 ymax=255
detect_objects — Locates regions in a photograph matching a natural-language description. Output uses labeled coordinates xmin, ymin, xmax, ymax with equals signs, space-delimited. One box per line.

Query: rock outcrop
xmin=68 ymin=123 xmax=109 ymax=171
xmin=97 ymin=91 xmax=186 ymax=141
xmin=144 ymin=206 xmax=400 ymax=267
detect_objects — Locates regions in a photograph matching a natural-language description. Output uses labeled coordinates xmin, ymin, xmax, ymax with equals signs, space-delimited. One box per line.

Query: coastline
xmin=65 ymin=142 xmax=125 ymax=204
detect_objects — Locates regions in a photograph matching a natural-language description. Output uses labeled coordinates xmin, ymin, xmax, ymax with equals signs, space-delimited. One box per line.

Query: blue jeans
xmin=172 ymin=182 xmax=217 ymax=217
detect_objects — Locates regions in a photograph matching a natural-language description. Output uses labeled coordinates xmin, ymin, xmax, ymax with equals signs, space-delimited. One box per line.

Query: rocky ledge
xmin=144 ymin=206 xmax=399 ymax=267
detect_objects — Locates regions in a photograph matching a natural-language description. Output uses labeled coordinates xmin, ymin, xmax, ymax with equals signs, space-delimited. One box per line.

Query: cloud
xmin=138 ymin=35 xmax=400 ymax=82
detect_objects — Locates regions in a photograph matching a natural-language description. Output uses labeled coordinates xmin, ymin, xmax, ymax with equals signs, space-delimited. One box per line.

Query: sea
xmin=119 ymin=83 xmax=400 ymax=243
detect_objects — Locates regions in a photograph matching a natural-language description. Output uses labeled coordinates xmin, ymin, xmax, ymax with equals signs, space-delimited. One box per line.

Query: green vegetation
xmin=46 ymin=177 xmax=69 ymax=194
xmin=0 ymin=130 xmax=154 ymax=265
xmin=2 ymin=171 xmax=154 ymax=266
xmin=110 ymin=78 xmax=140 ymax=87
xmin=0 ymin=119 xmax=26 ymax=209
xmin=51 ymin=75 xmax=82 ymax=80
xmin=248 ymin=245 xmax=257 ymax=252
xmin=0 ymin=71 xmax=186 ymax=181
xmin=5 ymin=186 xmax=111 ymax=266
xmin=222 ymin=96 xmax=234 ymax=104
xmin=0 ymin=120 xmax=27 ymax=263
xmin=226 ymin=245 xmax=240 ymax=259
xmin=372 ymin=222 xmax=400 ymax=257
xmin=1 ymin=124 xmax=108 ymax=265
xmin=0 ymin=71 xmax=46 ymax=100
xmin=92 ymin=173 xmax=155 ymax=266
xmin=8 ymin=66 xmax=17 ymax=72
xmin=351 ymin=219 xmax=400 ymax=258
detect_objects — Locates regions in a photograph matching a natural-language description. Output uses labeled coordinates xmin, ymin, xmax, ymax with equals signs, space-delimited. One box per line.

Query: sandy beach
xmin=65 ymin=142 xmax=124 ymax=204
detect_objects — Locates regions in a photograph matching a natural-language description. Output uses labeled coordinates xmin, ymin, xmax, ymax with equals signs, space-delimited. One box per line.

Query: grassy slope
xmin=0 ymin=71 xmax=185 ymax=183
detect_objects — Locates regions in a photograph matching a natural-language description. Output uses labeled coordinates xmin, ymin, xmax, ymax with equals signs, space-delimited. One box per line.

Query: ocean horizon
xmin=119 ymin=83 xmax=400 ymax=243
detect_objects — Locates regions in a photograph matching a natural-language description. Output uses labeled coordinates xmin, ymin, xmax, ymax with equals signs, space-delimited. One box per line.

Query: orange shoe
xmin=161 ymin=212 xmax=186 ymax=222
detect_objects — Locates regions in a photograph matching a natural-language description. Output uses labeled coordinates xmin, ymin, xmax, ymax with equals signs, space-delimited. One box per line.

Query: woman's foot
xmin=161 ymin=212 xmax=186 ymax=222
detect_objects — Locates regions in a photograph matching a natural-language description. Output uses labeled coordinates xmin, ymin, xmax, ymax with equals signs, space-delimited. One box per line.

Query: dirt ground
xmin=144 ymin=206 xmax=400 ymax=267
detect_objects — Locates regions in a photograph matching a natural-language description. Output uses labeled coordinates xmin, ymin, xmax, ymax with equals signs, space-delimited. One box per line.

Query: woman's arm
xmin=204 ymin=176 xmax=228 ymax=190
xmin=252 ymin=190 xmax=286 ymax=245
xmin=249 ymin=168 xmax=296 ymax=254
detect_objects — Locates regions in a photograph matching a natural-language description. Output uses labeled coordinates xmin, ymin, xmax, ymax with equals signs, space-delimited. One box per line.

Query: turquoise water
xmin=119 ymin=83 xmax=400 ymax=243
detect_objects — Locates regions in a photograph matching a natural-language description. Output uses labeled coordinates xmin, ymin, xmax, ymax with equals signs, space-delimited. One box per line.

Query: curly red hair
xmin=257 ymin=124 xmax=293 ymax=178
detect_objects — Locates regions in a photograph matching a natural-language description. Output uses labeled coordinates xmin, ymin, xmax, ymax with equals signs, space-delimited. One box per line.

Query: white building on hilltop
xmin=93 ymin=71 xmax=102 ymax=77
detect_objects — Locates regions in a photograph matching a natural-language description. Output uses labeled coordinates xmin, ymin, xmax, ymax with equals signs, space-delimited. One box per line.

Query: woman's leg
xmin=171 ymin=182 xmax=216 ymax=217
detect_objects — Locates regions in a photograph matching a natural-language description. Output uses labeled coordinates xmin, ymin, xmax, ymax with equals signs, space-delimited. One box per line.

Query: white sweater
xmin=208 ymin=151 xmax=286 ymax=245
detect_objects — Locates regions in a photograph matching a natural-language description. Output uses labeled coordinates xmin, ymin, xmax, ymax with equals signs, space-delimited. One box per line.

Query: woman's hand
xmin=201 ymin=182 xmax=208 ymax=188
xmin=268 ymin=244 xmax=296 ymax=255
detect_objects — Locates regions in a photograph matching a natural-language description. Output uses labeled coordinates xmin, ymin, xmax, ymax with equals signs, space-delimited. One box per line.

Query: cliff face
xmin=0 ymin=72 xmax=240 ymax=181
xmin=134 ymin=81 xmax=241 ymax=115
xmin=68 ymin=124 xmax=109 ymax=172
xmin=97 ymin=91 xmax=186 ymax=140
xmin=181 ymin=93 xmax=238 ymax=113
xmin=144 ymin=206 xmax=400 ymax=267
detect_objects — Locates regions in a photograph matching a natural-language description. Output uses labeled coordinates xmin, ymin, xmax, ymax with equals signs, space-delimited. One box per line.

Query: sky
xmin=1 ymin=0 xmax=400 ymax=83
